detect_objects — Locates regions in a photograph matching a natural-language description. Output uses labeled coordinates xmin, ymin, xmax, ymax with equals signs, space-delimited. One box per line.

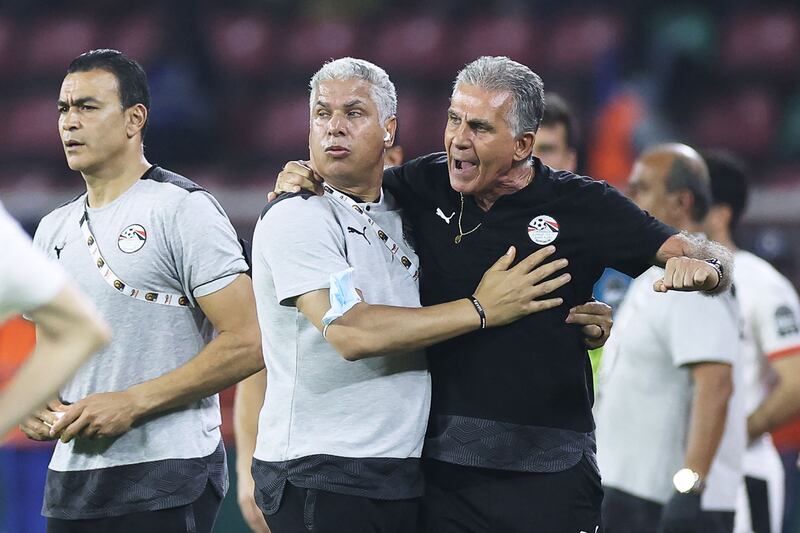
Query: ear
xmin=383 ymin=116 xmax=397 ymax=148
xmin=125 ymin=103 xmax=148 ymax=140
xmin=673 ymin=189 xmax=695 ymax=219
xmin=513 ymin=131 xmax=535 ymax=162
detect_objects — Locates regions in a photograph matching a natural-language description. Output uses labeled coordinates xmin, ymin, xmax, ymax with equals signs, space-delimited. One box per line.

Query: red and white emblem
xmin=118 ymin=224 xmax=147 ymax=253
xmin=527 ymin=215 xmax=559 ymax=245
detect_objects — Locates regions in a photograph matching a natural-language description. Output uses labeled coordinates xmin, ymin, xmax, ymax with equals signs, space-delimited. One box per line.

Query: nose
xmin=61 ymin=107 xmax=79 ymax=130
xmin=326 ymin=113 xmax=346 ymax=137
xmin=451 ymin=121 xmax=472 ymax=149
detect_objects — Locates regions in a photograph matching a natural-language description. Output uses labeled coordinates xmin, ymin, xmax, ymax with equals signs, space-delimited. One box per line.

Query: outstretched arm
xmin=653 ymin=232 xmax=732 ymax=295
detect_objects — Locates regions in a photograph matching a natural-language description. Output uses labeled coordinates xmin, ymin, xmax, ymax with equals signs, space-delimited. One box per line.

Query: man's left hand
xmin=654 ymin=257 xmax=720 ymax=293
xmin=566 ymin=301 xmax=613 ymax=349
xmin=50 ymin=391 xmax=144 ymax=443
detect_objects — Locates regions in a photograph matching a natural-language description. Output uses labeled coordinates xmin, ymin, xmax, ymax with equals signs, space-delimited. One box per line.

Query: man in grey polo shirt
xmin=19 ymin=49 xmax=263 ymax=533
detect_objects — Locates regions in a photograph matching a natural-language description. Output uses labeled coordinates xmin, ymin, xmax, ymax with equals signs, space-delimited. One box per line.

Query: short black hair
xmin=702 ymin=150 xmax=749 ymax=230
xmin=541 ymin=93 xmax=577 ymax=149
xmin=67 ymin=49 xmax=150 ymax=139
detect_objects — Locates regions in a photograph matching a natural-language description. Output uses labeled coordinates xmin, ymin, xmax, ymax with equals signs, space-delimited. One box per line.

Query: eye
xmin=316 ymin=109 xmax=330 ymax=118
xmin=80 ymin=105 xmax=97 ymax=111
xmin=58 ymin=106 xmax=68 ymax=114
xmin=448 ymin=114 xmax=461 ymax=125
xmin=347 ymin=110 xmax=362 ymax=118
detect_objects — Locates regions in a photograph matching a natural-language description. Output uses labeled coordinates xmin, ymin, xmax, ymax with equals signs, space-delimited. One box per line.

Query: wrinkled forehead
xmin=312 ymin=79 xmax=377 ymax=109
xmin=59 ymin=69 xmax=121 ymax=104
xmin=450 ymin=84 xmax=513 ymax=120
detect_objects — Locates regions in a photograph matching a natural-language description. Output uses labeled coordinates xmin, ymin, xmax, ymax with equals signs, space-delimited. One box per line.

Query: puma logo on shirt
xmin=347 ymin=226 xmax=370 ymax=244
xmin=436 ymin=208 xmax=455 ymax=224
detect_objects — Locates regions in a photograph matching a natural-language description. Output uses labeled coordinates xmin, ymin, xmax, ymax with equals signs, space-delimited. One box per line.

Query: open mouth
xmin=453 ymin=159 xmax=477 ymax=171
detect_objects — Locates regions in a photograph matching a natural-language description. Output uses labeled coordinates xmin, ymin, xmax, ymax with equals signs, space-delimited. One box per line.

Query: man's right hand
xmin=474 ymin=246 xmax=570 ymax=327
xmin=268 ymin=161 xmax=324 ymax=202
xmin=19 ymin=399 xmax=66 ymax=441
xmin=237 ymin=471 xmax=270 ymax=533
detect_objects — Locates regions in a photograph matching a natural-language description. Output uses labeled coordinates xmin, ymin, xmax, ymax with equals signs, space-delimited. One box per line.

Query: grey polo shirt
xmin=32 ymin=166 xmax=248 ymax=519
xmin=251 ymin=188 xmax=430 ymax=514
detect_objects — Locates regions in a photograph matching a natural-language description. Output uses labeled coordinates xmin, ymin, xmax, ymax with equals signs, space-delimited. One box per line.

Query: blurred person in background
xmin=596 ymin=143 xmax=744 ymax=533
xmin=18 ymin=49 xmax=263 ymax=533
xmin=273 ymin=56 xmax=730 ymax=533
xmin=532 ymin=92 xmax=578 ymax=172
xmin=703 ymin=151 xmax=800 ymax=533
xmin=0 ymin=200 xmax=109 ymax=437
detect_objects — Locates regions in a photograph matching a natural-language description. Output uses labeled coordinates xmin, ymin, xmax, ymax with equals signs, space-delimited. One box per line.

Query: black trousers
xmin=744 ymin=476 xmax=773 ymax=533
xmin=602 ymin=486 xmax=734 ymax=533
xmin=46 ymin=480 xmax=221 ymax=533
xmin=264 ymin=481 xmax=420 ymax=533
xmin=420 ymin=455 xmax=604 ymax=532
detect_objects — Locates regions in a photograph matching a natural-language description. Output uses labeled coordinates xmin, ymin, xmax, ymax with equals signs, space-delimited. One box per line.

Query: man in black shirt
xmin=273 ymin=56 xmax=731 ymax=532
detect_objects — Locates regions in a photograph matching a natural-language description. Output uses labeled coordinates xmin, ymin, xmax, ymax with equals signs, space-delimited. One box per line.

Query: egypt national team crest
xmin=118 ymin=224 xmax=147 ymax=253
xmin=527 ymin=215 xmax=559 ymax=245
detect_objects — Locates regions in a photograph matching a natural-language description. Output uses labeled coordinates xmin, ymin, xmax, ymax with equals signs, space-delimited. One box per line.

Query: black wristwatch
xmin=704 ymin=258 xmax=724 ymax=290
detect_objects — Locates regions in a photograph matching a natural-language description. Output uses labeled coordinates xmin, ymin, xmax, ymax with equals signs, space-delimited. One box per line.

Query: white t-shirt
xmin=596 ymin=266 xmax=745 ymax=511
xmin=0 ymin=200 xmax=65 ymax=322
xmin=732 ymin=250 xmax=797 ymax=533
xmin=735 ymin=250 xmax=800 ymax=476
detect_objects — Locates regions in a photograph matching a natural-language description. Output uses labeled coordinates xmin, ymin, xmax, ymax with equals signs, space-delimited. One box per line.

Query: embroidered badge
xmin=527 ymin=215 xmax=559 ymax=245
xmin=118 ymin=224 xmax=147 ymax=253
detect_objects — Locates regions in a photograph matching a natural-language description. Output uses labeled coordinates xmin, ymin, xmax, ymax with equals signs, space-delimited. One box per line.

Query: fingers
xmin=513 ymin=245 xmax=556 ymax=274
xmin=487 ymin=246 xmax=516 ymax=272
xmin=526 ymin=297 xmax=564 ymax=313
xmin=59 ymin=410 xmax=92 ymax=443
xmin=694 ymin=267 xmax=713 ymax=290
xmin=581 ymin=324 xmax=603 ymax=339
xmin=658 ymin=257 xmax=718 ymax=292
xmin=568 ymin=301 xmax=611 ymax=316
xmin=567 ymin=312 xmax=610 ymax=326
xmin=525 ymin=258 xmax=568 ymax=284
xmin=47 ymin=399 xmax=66 ymax=411
xmin=528 ymin=272 xmax=571 ymax=299
xmin=19 ymin=417 xmax=55 ymax=441
xmin=51 ymin=403 xmax=83 ymax=437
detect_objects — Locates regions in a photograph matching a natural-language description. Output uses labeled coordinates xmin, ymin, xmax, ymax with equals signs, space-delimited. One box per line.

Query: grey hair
xmin=452 ymin=56 xmax=545 ymax=137
xmin=309 ymin=57 xmax=397 ymax=124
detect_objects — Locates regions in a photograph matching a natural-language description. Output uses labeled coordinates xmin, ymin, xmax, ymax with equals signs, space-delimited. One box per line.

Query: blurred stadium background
xmin=1 ymin=0 xmax=800 ymax=531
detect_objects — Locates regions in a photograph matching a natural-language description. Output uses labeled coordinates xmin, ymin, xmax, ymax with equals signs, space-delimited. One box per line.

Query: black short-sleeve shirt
xmin=383 ymin=153 xmax=678 ymax=472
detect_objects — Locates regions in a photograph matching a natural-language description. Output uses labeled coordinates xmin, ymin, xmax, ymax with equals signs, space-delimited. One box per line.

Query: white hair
xmin=453 ymin=56 xmax=545 ymax=137
xmin=309 ymin=57 xmax=397 ymax=124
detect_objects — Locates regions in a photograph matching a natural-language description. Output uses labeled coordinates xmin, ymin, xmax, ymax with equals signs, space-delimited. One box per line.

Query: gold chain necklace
xmin=454 ymin=193 xmax=482 ymax=244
